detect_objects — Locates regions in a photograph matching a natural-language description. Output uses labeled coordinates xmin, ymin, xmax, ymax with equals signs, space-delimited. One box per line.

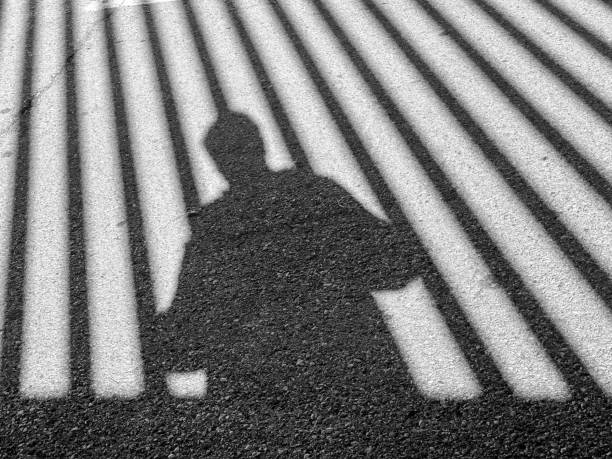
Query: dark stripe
xmin=0 ymin=0 xmax=36 ymax=397
xmin=65 ymin=0 xmax=92 ymax=398
xmin=102 ymin=10 xmax=165 ymax=397
xmin=0 ymin=1 xmax=4 ymax=35
xmin=532 ymin=0 xmax=612 ymax=62
xmin=260 ymin=0 xmax=514 ymax=396
xmin=181 ymin=0 xmax=312 ymax=172
xmin=220 ymin=0 xmax=313 ymax=173
xmin=411 ymin=0 xmax=612 ymax=219
xmin=317 ymin=0 xmax=603 ymax=396
xmin=140 ymin=3 xmax=201 ymax=213
xmin=180 ymin=1 xmax=228 ymax=113
xmin=473 ymin=0 xmax=612 ymax=127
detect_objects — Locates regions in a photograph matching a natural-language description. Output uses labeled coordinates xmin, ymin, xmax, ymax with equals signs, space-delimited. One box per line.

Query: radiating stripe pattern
xmin=0 ymin=0 xmax=611 ymax=400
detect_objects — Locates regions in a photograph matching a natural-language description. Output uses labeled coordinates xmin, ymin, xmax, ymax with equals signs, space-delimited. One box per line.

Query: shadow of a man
xmin=158 ymin=111 xmax=421 ymax=446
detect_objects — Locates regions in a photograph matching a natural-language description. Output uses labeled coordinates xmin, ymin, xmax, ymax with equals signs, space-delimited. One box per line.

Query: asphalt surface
xmin=2 ymin=0 xmax=612 ymax=456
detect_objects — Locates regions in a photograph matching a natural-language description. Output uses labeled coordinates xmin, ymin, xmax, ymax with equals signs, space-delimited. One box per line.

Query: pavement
xmin=1 ymin=0 xmax=612 ymax=456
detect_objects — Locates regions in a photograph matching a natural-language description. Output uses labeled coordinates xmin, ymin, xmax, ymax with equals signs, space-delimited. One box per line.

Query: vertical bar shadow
xmin=140 ymin=2 xmax=201 ymax=213
xmin=181 ymin=0 xmax=313 ymax=173
xmin=352 ymin=0 xmax=609 ymax=396
xmin=410 ymin=0 xmax=612 ymax=214
xmin=65 ymin=0 xmax=92 ymax=398
xmin=101 ymin=9 xmax=165 ymax=397
xmin=180 ymin=0 xmax=228 ymax=113
xmin=232 ymin=0 xmax=514 ymax=397
xmin=532 ymin=0 xmax=612 ymax=62
xmin=0 ymin=1 xmax=5 ymax=37
xmin=471 ymin=0 xmax=612 ymax=128
xmin=0 ymin=0 xmax=36 ymax=398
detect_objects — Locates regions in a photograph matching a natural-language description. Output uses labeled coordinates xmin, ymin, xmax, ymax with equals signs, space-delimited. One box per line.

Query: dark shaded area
xmin=226 ymin=0 xmax=511 ymax=395
xmin=215 ymin=0 xmax=313 ymax=172
xmin=1 ymin=396 xmax=612 ymax=456
xmin=157 ymin=111 xmax=420 ymax=447
xmin=0 ymin=3 xmax=5 ymax=42
xmin=65 ymin=0 xmax=92 ymax=398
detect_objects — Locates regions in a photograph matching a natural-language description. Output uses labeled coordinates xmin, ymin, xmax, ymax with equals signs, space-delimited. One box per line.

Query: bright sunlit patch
xmin=374 ymin=279 xmax=482 ymax=400
xmin=166 ymin=370 xmax=208 ymax=398
xmin=84 ymin=0 xmax=178 ymax=11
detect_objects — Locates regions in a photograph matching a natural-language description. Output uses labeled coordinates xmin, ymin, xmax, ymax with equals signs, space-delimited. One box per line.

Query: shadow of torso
xmin=159 ymin=169 xmax=419 ymax=440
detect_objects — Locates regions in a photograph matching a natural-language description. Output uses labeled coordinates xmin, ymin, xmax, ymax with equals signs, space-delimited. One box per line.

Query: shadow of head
xmin=204 ymin=111 xmax=268 ymax=185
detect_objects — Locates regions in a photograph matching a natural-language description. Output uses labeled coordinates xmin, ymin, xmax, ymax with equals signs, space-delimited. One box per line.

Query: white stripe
xmin=376 ymin=0 xmax=612 ymax=395
xmin=549 ymin=0 xmax=612 ymax=43
xmin=84 ymin=0 xmax=177 ymax=11
xmin=21 ymin=0 xmax=70 ymax=398
xmin=485 ymin=0 xmax=612 ymax=110
xmin=411 ymin=0 xmax=612 ymax=293
xmin=189 ymin=0 xmax=295 ymax=176
xmin=291 ymin=0 xmax=567 ymax=399
xmin=74 ymin=0 xmax=144 ymax=397
xmin=233 ymin=0 xmax=387 ymax=222
xmin=425 ymin=0 xmax=612 ymax=188
xmin=374 ymin=279 xmax=480 ymax=399
xmin=0 ymin=0 xmax=29 ymax=369
xmin=147 ymin=1 xmax=225 ymax=204
xmin=110 ymin=6 xmax=190 ymax=313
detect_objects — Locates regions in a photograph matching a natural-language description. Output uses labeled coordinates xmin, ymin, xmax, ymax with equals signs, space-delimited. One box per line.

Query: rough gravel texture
xmin=1 ymin=165 xmax=611 ymax=457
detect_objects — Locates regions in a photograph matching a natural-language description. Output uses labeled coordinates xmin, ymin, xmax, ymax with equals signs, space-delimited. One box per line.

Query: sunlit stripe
xmin=0 ymin=0 xmax=27 ymax=68
xmin=424 ymin=0 xmax=612 ymax=188
xmin=409 ymin=0 xmax=612 ymax=284
xmin=242 ymin=0 xmax=482 ymax=398
xmin=84 ymin=0 xmax=176 ymax=10
xmin=166 ymin=370 xmax=207 ymax=398
xmin=548 ymin=0 xmax=612 ymax=44
xmin=362 ymin=1 xmax=612 ymax=300
xmin=189 ymin=0 xmax=295 ymax=176
xmin=377 ymin=0 xmax=612 ymax=394
xmin=110 ymin=5 xmax=189 ymax=313
xmin=2 ymin=0 xmax=610 ymax=402
xmin=146 ymin=1 xmax=224 ymax=204
xmin=374 ymin=279 xmax=480 ymax=399
xmin=74 ymin=0 xmax=143 ymax=397
xmin=0 ymin=0 xmax=29 ymax=371
xmin=544 ymin=0 xmax=612 ymax=45
xmin=485 ymin=0 xmax=612 ymax=110
xmin=287 ymin=0 xmax=567 ymax=399
xmin=20 ymin=0 xmax=70 ymax=398
xmin=232 ymin=0 xmax=387 ymax=221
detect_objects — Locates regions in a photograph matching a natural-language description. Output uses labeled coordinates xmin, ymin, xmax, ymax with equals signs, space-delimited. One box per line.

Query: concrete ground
xmin=1 ymin=0 xmax=612 ymax=456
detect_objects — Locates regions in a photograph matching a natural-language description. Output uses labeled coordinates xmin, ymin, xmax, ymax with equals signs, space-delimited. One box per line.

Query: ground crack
xmin=1 ymin=3 xmax=124 ymax=141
